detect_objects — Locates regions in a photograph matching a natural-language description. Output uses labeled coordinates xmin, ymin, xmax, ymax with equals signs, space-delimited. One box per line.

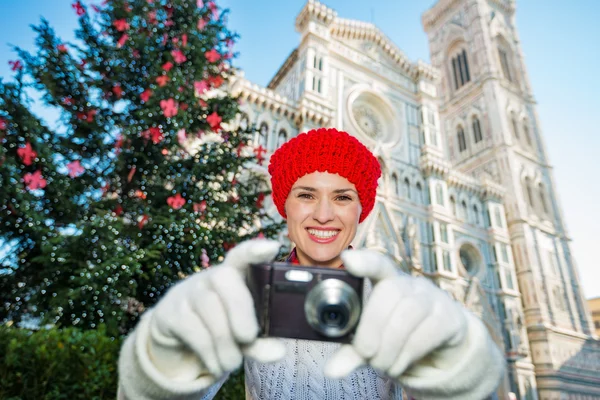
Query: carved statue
xmin=403 ymin=216 xmax=421 ymax=268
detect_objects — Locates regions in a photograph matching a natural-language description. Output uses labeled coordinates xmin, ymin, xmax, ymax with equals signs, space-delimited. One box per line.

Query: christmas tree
xmin=0 ymin=0 xmax=282 ymax=336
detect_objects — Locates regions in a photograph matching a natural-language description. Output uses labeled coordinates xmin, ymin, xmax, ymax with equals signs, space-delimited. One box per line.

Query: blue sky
xmin=1 ymin=1 xmax=598 ymax=299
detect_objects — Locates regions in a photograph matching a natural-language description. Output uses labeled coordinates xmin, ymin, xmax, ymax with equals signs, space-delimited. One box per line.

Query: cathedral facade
xmin=230 ymin=1 xmax=600 ymax=398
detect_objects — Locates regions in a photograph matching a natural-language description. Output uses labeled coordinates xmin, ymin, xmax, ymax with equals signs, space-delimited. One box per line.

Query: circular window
xmin=346 ymin=87 xmax=400 ymax=147
xmin=458 ymin=243 xmax=482 ymax=277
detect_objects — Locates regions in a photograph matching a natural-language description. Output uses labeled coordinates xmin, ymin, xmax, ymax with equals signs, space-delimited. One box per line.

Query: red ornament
xmin=24 ymin=170 xmax=47 ymax=190
xmin=167 ymin=193 xmax=185 ymax=209
xmin=72 ymin=1 xmax=85 ymax=16
xmin=0 ymin=118 xmax=6 ymax=130
xmin=80 ymin=59 xmax=87 ymax=69
xmin=193 ymin=200 xmax=207 ymax=213
xmin=135 ymin=190 xmax=147 ymax=200
xmin=254 ymin=145 xmax=267 ymax=165
xmin=223 ymin=242 xmax=234 ymax=251
xmin=17 ymin=142 xmax=37 ymax=166
xmin=171 ymin=49 xmax=187 ymax=64
xmin=208 ymin=75 xmax=224 ymax=88
xmin=256 ymin=193 xmax=265 ymax=208
xmin=127 ymin=166 xmax=136 ymax=182
xmin=57 ymin=44 xmax=68 ymax=53
xmin=194 ymin=80 xmax=208 ymax=96
xmin=155 ymin=75 xmax=169 ymax=87
xmin=205 ymin=49 xmax=220 ymax=63
xmin=117 ymin=34 xmax=129 ymax=48
xmin=113 ymin=205 xmax=124 ymax=216
xmin=141 ymin=127 xmax=163 ymax=144
xmin=114 ymin=135 xmax=124 ymax=155
xmin=148 ymin=11 xmax=158 ymax=25
xmin=61 ymin=96 xmax=74 ymax=106
xmin=162 ymin=61 xmax=173 ymax=72
xmin=160 ymin=98 xmax=178 ymax=118
xmin=236 ymin=142 xmax=246 ymax=157
xmin=180 ymin=103 xmax=189 ymax=111
xmin=206 ymin=111 xmax=222 ymax=130
xmin=9 ymin=60 xmax=23 ymax=71
xmin=92 ymin=4 xmax=101 ymax=13
xmin=199 ymin=99 xmax=208 ymax=108
xmin=140 ymin=88 xmax=152 ymax=102
xmin=138 ymin=214 xmax=149 ymax=229
xmin=197 ymin=18 xmax=206 ymax=30
xmin=76 ymin=109 xmax=97 ymax=123
xmin=208 ymin=2 xmax=218 ymax=19
xmin=113 ymin=19 xmax=130 ymax=32
xmin=67 ymin=160 xmax=85 ymax=178
xmin=182 ymin=34 xmax=188 ymax=47
xmin=112 ymin=84 xmax=123 ymax=98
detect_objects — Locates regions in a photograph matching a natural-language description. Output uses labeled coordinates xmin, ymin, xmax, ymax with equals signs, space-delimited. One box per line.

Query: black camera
xmin=248 ymin=262 xmax=364 ymax=343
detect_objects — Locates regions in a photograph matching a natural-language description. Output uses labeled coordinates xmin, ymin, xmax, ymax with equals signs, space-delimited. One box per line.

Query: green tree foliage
xmin=0 ymin=0 xmax=282 ymax=337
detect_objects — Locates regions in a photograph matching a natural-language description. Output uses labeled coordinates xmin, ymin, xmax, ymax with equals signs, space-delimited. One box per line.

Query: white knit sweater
xmin=244 ymin=338 xmax=404 ymax=399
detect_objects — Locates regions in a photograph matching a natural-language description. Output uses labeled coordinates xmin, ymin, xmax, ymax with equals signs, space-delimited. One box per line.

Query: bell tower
xmin=423 ymin=0 xmax=597 ymax=398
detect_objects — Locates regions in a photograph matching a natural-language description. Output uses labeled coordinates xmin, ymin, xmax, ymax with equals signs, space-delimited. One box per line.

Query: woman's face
xmin=284 ymin=172 xmax=362 ymax=268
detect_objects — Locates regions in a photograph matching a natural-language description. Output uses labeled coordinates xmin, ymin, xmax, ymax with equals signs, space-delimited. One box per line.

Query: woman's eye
xmin=298 ymin=193 xmax=313 ymax=199
xmin=336 ymin=195 xmax=352 ymax=201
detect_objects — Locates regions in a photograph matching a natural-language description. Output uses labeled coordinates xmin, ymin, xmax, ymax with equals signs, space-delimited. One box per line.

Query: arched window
xmin=457 ymin=126 xmax=467 ymax=152
xmin=313 ymin=55 xmax=317 ymax=69
xmin=239 ymin=113 xmax=249 ymax=131
xmin=538 ymin=183 xmax=549 ymax=214
xmin=416 ymin=183 xmax=423 ymax=204
xmin=318 ymin=58 xmax=323 ymax=71
xmin=391 ymin=173 xmax=399 ymax=196
xmin=461 ymin=201 xmax=468 ymax=221
xmin=450 ymin=196 xmax=457 ymax=216
xmin=494 ymin=207 xmax=504 ymax=228
xmin=473 ymin=204 xmax=480 ymax=225
xmin=403 ymin=178 xmax=410 ymax=200
xmin=472 ymin=116 xmax=483 ymax=143
xmin=524 ymin=177 xmax=534 ymax=208
xmin=523 ymin=121 xmax=532 ymax=147
xmin=436 ymin=183 xmax=444 ymax=206
xmin=450 ymin=48 xmax=471 ymax=90
xmin=497 ymin=36 xmax=517 ymax=84
xmin=258 ymin=122 xmax=269 ymax=148
xmin=510 ymin=112 xmax=519 ymax=139
xmin=277 ymin=129 xmax=288 ymax=149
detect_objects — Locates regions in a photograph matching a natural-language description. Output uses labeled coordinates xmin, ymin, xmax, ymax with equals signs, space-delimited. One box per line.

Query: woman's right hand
xmin=147 ymin=239 xmax=286 ymax=383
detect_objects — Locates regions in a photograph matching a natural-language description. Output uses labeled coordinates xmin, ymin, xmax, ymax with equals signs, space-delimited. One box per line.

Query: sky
xmin=0 ymin=1 xmax=598 ymax=299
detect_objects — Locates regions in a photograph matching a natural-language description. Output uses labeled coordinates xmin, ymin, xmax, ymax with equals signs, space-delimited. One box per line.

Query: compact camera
xmin=248 ymin=262 xmax=363 ymax=343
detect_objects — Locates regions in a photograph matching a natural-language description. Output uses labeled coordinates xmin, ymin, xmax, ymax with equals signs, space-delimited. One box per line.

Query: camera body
xmin=248 ymin=262 xmax=363 ymax=343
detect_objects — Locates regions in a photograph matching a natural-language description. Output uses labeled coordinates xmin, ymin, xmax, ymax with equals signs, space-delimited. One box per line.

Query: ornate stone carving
xmin=352 ymin=104 xmax=382 ymax=139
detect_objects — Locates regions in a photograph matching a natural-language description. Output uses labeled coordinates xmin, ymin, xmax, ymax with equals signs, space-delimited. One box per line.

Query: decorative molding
xmin=267 ymin=48 xmax=298 ymax=91
xmin=231 ymin=77 xmax=334 ymax=127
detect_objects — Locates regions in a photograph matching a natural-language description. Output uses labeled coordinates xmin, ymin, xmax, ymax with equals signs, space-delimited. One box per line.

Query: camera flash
xmin=285 ymin=270 xmax=313 ymax=282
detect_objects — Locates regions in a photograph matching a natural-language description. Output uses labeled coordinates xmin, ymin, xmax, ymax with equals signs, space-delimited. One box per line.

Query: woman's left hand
xmin=324 ymin=249 xmax=505 ymax=400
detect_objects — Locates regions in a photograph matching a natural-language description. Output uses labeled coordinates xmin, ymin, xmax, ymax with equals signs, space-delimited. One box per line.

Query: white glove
xmin=325 ymin=250 xmax=505 ymax=400
xmin=147 ymin=239 xmax=286 ymax=387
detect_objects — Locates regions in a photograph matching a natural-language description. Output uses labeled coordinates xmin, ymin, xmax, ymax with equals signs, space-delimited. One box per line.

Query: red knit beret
xmin=268 ymin=128 xmax=381 ymax=223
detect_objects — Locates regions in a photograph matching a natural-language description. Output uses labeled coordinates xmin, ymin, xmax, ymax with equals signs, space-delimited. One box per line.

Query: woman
xmin=118 ymin=128 xmax=505 ymax=399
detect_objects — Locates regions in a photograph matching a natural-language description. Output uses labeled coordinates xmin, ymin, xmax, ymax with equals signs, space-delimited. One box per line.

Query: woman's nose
xmin=312 ymin=198 xmax=335 ymax=223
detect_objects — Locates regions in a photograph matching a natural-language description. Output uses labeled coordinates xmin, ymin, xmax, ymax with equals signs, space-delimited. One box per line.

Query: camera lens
xmin=319 ymin=305 xmax=348 ymax=327
xmin=304 ymin=278 xmax=361 ymax=338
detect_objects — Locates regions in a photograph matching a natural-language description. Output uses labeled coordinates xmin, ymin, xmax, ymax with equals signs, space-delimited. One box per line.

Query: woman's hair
xmin=268 ymin=128 xmax=381 ymax=223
